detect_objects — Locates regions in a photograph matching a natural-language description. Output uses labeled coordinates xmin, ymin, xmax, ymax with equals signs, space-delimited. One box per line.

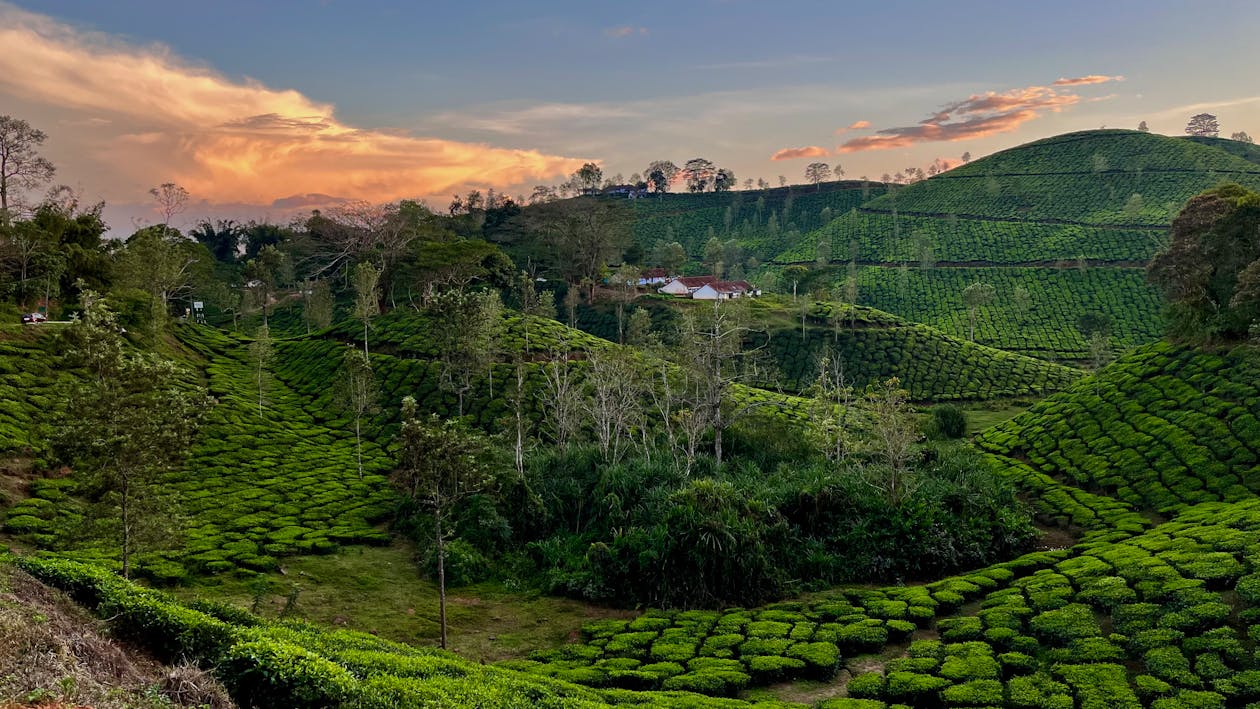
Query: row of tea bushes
xmin=845 ymin=497 xmax=1260 ymax=708
xmin=760 ymin=309 xmax=1082 ymax=400
xmin=515 ymin=550 xmax=1074 ymax=695
xmin=849 ymin=266 xmax=1164 ymax=360
xmin=775 ymin=210 xmax=1163 ymax=265
xmin=9 ymin=555 xmax=811 ymax=709
xmin=0 ymin=327 xmax=70 ymax=453
xmin=978 ymin=341 xmax=1260 ymax=515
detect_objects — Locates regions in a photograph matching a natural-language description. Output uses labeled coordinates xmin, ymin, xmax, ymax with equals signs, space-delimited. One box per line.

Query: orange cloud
xmin=838 ymin=82 xmax=1092 ymax=152
xmin=1053 ymin=74 xmax=1124 ymax=86
xmin=0 ymin=4 xmax=586 ymax=206
xmin=834 ymin=120 xmax=872 ymax=136
xmin=770 ymin=145 xmax=830 ymax=161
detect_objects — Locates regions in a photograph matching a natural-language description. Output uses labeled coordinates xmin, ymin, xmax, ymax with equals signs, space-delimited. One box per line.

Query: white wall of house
xmin=658 ymin=280 xmax=691 ymax=295
xmin=693 ymin=284 xmax=740 ymax=300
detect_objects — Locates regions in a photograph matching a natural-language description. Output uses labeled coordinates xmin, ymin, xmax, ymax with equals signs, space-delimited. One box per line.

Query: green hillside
xmin=576 ymin=299 xmax=1081 ymax=401
xmin=627 ymin=181 xmax=887 ymax=263
xmin=769 ymin=130 xmax=1260 ymax=359
xmin=978 ymin=341 xmax=1260 ymax=516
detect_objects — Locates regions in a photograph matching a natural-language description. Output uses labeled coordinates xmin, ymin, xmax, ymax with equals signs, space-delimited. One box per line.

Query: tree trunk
xmin=354 ymin=415 xmax=363 ymax=479
xmin=436 ymin=509 xmax=448 ymax=650
xmin=714 ymin=425 xmax=723 ymax=467
xmin=363 ymin=320 xmax=370 ymax=359
xmin=120 ymin=475 xmax=131 ymax=579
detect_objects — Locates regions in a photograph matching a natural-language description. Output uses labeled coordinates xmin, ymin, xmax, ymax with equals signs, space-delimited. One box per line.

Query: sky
xmin=3 ymin=0 xmax=1260 ymax=232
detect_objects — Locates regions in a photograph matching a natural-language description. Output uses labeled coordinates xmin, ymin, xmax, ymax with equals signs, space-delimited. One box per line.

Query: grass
xmin=169 ymin=543 xmax=633 ymax=663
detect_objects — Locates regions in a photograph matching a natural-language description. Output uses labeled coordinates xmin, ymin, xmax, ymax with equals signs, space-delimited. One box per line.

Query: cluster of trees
xmin=1148 ymin=182 xmax=1260 ymax=340
xmin=1180 ymin=113 xmax=1252 ymax=142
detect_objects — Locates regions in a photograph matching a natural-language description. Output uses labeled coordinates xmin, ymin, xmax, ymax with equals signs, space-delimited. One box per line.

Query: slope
xmin=771 ymin=130 xmax=1260 ymax=358
xmin=577 ymin=298 xmax=1083 ymax=401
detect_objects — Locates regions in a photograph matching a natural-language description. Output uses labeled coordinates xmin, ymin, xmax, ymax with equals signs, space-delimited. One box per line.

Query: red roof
xmin=673 ymin=275 xmax=718 ymax=288
xmin=642 ymin=268 xmax=668 ymax=278
xmin=705 ymin=280 xmax=753 ymax=293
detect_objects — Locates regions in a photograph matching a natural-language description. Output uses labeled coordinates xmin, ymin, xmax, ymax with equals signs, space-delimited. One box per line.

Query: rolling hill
xmin=769 ymin=130 xmax=1260 ymax=359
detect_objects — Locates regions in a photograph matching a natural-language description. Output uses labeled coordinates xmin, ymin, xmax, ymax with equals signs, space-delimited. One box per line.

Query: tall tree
xmin=961 ymin=281 xmax=996 ymax=342
xmin=249 ymin=324 xmax=274 ymax=417
xmin=528 ymin=198 xmax=629 ymax=297
xmin=303 ymin=278 xmax=334 ymax=333
xmin=52 ymin=294 xmax=207 ymax=577
xmin=149 ymin=183 xmax=190 ymax=229
xmin=1137 ymin=121 xmax=1149 ymax=133
xmin=576 ymin=163 xmax=604 ymax=194
xmin=804 ymin=162 xmax=832 ymax=189
xmin=862 ymin=377 xmax=921 ymax=505
xmin=0 ymin=115 xmax=55 ymax=217
xmin=393 ymin=400 xmax=495 ymax=650
xmin=645 ymin=160 xmax=679 ymax=194
xmin=116 ymin=225 xmax=211 ymax=330
xmin=683 ymin=158 xmax=717 ymax=193
xmin=1185 ymin=113 xmax=1220 ymax=137
xmin=335 ymin=348 xmax=380 ymax=479
xmin=714 ymin=168 xmax=736 ymax=192
xmin=431 ymin=290 xmax=503 ymax=416
xmin=353 ymin=261 xmax=381 ymax=359
xmin=583 ymin=348 xmax=646 ymax=464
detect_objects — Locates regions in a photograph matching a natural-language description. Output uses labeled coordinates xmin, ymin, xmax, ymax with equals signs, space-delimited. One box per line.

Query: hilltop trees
xmin=1232 ymin=131 xmax=1254 ymax=144
xmin=805 ymin=162 xmax=832 ymax=189
xmin=645 ymin=160 xmax=679 ymax=193
xmin=1185 ymin=113 xmax=1220 ymax=138
xmin=0 ymin=115 xmax=56 ymax=217
xmin=1148 ymin=183 xmax=1260 ymax=338
xmin=683 ymin=158 xmax=717 ymax=192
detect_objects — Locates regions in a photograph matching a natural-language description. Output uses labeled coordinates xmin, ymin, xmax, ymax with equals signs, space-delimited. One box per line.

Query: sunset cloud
xmin=0 ymin=3 xmax=586 ymax=207
xmin=770 ymin=145 xmax=830 ymax=161
xmin=834 ymin=120 xmax=872 ymax=136
xmin=838 ymin=82 xmax=1096 ymax=152
xmin=1053 ymin=74 xmax=1124 ymax=86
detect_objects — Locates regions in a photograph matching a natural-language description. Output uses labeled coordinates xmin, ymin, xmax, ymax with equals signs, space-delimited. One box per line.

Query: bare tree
xmin=583 ymin=349 xmax=646 ymax=464
xmin=149 ymin=183 xmax=190 ymax=229
xmin=335 ymin=348 xmax=380 ymax=479
xmin=249 ymin=324 xmax=274 ymax=418
xmin=542 ymin=345 xmax=585 ymax=446
xmin=0 ymin=115 xmax=56 ymax=217
xmin=807 ymin=354 xmax=856 ymax=463
xmin=861 ymin=377 xmax=921 ymax=505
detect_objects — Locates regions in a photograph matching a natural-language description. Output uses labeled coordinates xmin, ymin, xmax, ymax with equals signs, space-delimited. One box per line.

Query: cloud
xmin=0 ymin=3 xmax=586 ymax=206
xmin=834 ymin=119 xmax=872 ymax=136
xmin=431 ymin=102 xmax=640 ymax=136
xmin=770 ymin=145 xmax=830 ymax=161
xmin=838 ymin=82 xmax=1098 ymax=152
xmin=1053 ymin=74 xmax=1124 ymax=86
xmin=605 ymin=25 xmax=648 ymax=38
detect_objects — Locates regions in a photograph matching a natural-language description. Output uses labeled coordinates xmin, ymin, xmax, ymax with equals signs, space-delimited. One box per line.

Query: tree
xmin=303 ymin=278 xmax=334 ymax=333
xmin=52 ymin=295 xmax=207 ymax=577
xmin=246 ymin=324 xmax=275 ymax=418
xmin=1124 ymin=193 xmax=1145 ymax=221
xmin=781 ymin=265 xmax=809 ymax=301
xmin=528 ymin=198 xmax=629 ymax=296
xmin=0 ymin=115 xmax=56 ymax=217
xmin=116 ymin=225 xmax=210 ymax=330
xmin=804 ymin=162 xmax=832 ymax=189
xmin=862 ymin=377 xmax=921 ymax=505
xmin=1232 ymin=131 xmax=1255 ymax=144
xmin=583 ymin=348 xmax=646 ymax=464
xmin=609 ymin=262 xmax=641 ymax=343
xmin=961 ymin=151 xmax=972 ymax=163
xmin=353 ymin=261 xmax=381 ymax=358
xmin=1013 ymin=285 xmax=1033 ymax=324
xmin=645 ymin=160 xmax=679 ymax=193
xmin=650 ymin=240 xmax=687 ymax=275
xmin=190 ymin=219 xmax=243 ymax=263
xmin=335 ymin=348 xmax=380 ymax=479
xmin=1185 ymin=113 xmax=1220 ymax=137
xmin=1148 ymin=183 xmax=1260 ymax=338
xmin=806 ymin=354 xmax=856 ymax=463
xmin=393 ymin=399 xmax=495 ymax=649
xmin=714 ymin=168 xmax=736 ymax=192
xmin=243 ymin=245 xmax=286 ymax=327
xmin=1137 ymin=121 xmax=1149 ymax=133
xmin=149 ymin=183 xmax=190 ymax=229
xmin=961 ymin=281 xmax=996 ymax=342
xmin=833 ymin=162 xmax=845 ymax=179
xmin=431 ymin=290 xmax=503 ymax=416
xmin=683 ymin=158 xmax=717 ymax=193
xmin=576 ymin=162 xmax=603 ymax=194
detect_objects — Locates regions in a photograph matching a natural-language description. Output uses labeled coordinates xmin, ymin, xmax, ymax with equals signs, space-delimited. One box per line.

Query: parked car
xmin=20 ymin=312 xmax=47 ymax=324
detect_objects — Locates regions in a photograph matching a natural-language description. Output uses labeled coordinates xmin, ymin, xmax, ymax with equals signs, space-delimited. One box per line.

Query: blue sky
xmin=4 ymin=0 xmax=1260 ymax=228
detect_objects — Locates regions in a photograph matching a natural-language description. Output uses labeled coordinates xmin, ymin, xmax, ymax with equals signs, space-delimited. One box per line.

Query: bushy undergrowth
xmin=513 ymin=442 xmax=1035 ymax=608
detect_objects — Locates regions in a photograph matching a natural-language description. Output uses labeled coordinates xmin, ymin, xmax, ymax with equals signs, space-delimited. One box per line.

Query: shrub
xmin=942 ymin=679 xmax=1003 ymax=705
xmin=928 ymin=404 xmax=967 ymax=439
xmin=884 ymin=672 xmax=950 ymax=703
xmin=1029 ymin=603 xmax=1101 ymax=645
xmin=847 ymin=671 xmax=886 ymax=699
xmin=222 ymin=640 xmax=356 ymax=708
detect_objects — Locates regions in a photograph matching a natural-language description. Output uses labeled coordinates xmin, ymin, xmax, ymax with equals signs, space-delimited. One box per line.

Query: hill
xmin=624 ymin=180 xmax=887 ymax=264
xmin=578 ymin=298 xmax=1082 ymax=401
xmin=769 ymin=130 xmax=1260 ymax=359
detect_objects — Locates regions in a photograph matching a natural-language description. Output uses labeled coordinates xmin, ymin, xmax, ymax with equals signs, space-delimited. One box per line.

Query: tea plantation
xmin=576 ymin=299 xmax=1082 ymax=401
xmin=767 ymin=130 xmax=1260 ymax=363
